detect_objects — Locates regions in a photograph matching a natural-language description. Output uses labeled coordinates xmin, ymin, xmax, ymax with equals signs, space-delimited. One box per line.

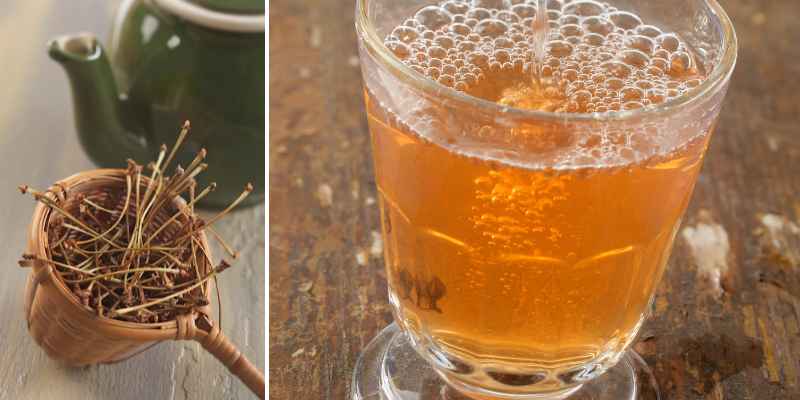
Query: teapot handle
xmin=151 ymin=0 xmax=265 ymax=33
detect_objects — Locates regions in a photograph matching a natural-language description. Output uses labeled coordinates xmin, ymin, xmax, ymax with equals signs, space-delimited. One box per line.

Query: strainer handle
xmin=195 ymin=324 xmax=265 ymax=399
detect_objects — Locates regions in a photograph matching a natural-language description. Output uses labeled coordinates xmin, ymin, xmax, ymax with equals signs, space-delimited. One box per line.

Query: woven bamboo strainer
xmin=22 ymin=169 xmax=265 ymax=399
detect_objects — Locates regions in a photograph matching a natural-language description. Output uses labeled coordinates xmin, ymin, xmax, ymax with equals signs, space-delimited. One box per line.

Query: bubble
xmin=427 ymin=67 xmax=441 ymax=79
xmin=392 ymin=26 xmax=420 ymax=44
xmin=558 ymin=14 xmax=581 ymax=25
xmin=385 ymin=40 xmax=411 ymax=59
xmin=620 ymin=86 xmax=643 ymax=101
xmin=438 ymin=74 xmax=456 ymax=87
xmin=474 ymin=19 xmax=510 ymax=38
xmin=647 ymin=89 xmax=665 ymax=103
xmin=414 ymin=6 xmax=453 ymax=30
xmin=656 ymin=33 xmax=680 ymax=52
xmin=562 ymin=0 xmax=605 ymax=17
xmin=463 ymin=72 xmax=478 ymax=85
xmin=646 ymin=66 xmax=664 ymax=77
xmin=547 ymin=10 xmax=562 ymax=21
xmin=685 ymin=78 xmax=702 ymax=88
xmin=465 ymin=18 xmax=479 ymax=27
xmin=548 ymin=40 xmax=574 ymax=57
xmin=494 ymin=49 xmax=511 ymax=63
xmin=635 ymin=24 xmax=662 ymax=38
xmin=636 ymin=80 xmax=654 ymax=90
xmin=650 ymin=57 xmax=668 ymax=73
xmin=620 ymin=49 xmax=649 ymax=67
xmin=422 ymin=30 xmax=435 ymax=39
xmin=472 ymin=0 xmax=510 ymax=9
xmin=494 ymin=36 xmax=514 ymax=48
xmin=560 ymin=24 xmax=584 ymax=37
xmin=434 ymin=35 xmax=455 ymax=49
xmin=466 ymin=8 xmax=492 ymax=20
xmin=511 ymin=3 xmax=537 ymax=18
xmin=605 ymin=77 xmax=624 ymax=90
xmin=545 ymin=0 xmax=563 ymax=10
xmin=443 ymin=0 xmax=471 ymax=15
xmin=596 ymin=51 xmax=614 ymax=61
xmin=450 ymin=23 xmax=472 ymax=35
xmin=593 ymin=87 xmax=606 ymax=97
xmin=428 ymin=46 xmax=448 ymax=59
xmin=468 ymin=52 xmax=490 ymax=67
xmin=583 ymin=33 xmax=605 ymax=46
xmin=581 ymin=16 xmax=614 ymax=35
xmin=601 ymin=61 xmax=632 ymax=78
xmin=669 ymin=51 xmax=692 ymax=75
xmin=546 ymin=57 xmax=561 ymax=68
xmin=496 ymin=10 xmax=520 ymax=23
xmin=573 ymin=89 xmax=592 ymax=104
xmin=623 ymin=101 xmax=643 ymax=110
xmin=608 ymin=11 xmax=642 ymax=29
xmin=562 ymin=68 xmax=579 ymax=81
xmin=453 ymin=15 xmax=466 ymax=23
xmin=625 ymin=35 xmax=655 ymax=55
xmin=454 ymin=81 xmax=469 ymax=91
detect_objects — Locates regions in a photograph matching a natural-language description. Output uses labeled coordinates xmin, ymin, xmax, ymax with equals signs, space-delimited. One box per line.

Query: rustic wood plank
xmin=269 ymin=0 xmax=800 ymax=399
xmin=0 ymin=1 xmax=264 ymax=399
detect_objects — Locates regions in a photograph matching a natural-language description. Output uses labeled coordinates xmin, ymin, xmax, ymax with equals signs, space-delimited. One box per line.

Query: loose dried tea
xmin=18 ymin=121 xmax=251 ymax=324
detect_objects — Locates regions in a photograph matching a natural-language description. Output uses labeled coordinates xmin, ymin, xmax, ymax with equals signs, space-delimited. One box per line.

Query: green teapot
xmin=49 ymin=0 xmax=265 ymax=208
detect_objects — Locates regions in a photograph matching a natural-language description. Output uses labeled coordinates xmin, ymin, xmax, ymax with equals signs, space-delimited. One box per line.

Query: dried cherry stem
xmin=207 ymin=226 xmax=239 ymax=259
xmin=21 ymin=255 xmax=91 ymax=275
xmin=146 ymin=183 xmax=217 ymax=246
xmin=81 ymin=198 xmax=116 ymax=214
xmin=161 ymin=120 xmax=191 ymax=173
xmin=19 ymin=186 xmax=108 ymax=243
xmin=113 ymin=268 xmax=220 ymax=316
xmin=169 ymin=183 xmax=254 ymax=245
xmin=77 ymin=173 xmax=133 ymax=245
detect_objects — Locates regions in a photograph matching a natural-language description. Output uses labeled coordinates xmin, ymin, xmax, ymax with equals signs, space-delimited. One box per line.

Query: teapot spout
xmin=48 ymin=33 xmax=150 ymax=166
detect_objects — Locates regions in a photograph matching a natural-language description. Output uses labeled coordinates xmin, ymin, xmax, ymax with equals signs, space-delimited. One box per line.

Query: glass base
xmin=351 ymin=323 xmax=660 ymax=400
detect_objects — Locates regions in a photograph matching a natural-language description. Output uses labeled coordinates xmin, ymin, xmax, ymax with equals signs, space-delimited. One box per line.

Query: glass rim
xmin=355 ymin=0 xmax=738 ymax=122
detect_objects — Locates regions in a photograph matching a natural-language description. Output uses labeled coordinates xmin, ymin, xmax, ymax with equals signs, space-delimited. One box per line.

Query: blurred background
xmin=270 ymin=0 xmax=800 ymax=399
xmin=0 ymin=2 xmax=264 ymax=399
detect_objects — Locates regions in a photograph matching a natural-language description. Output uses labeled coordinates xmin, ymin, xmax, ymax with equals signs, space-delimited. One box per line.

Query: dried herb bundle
xmin=18 ymin=121 xmax=252 ymax=323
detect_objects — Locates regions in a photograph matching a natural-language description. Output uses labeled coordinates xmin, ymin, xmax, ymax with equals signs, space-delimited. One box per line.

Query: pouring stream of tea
xmin=531 ymin=0 xmax=549 ymax=88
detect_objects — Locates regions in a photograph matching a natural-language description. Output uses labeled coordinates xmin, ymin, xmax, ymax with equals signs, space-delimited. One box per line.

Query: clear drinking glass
xmin=352 ymin=1 xmax=736 ymax=399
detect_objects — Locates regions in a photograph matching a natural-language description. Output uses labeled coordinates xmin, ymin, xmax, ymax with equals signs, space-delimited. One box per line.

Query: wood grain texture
xmin=0 ymin=1 xmax=264 ymax=399
xmin=269 ymin=0 xmax=799 ymax=399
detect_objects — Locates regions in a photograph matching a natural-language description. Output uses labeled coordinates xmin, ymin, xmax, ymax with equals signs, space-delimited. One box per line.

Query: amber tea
xmin=355 ymin=0 xmax=735 ymax=398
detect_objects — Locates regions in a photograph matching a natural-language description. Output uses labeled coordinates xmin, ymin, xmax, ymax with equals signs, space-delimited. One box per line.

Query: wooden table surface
xmin=269 ymin=0 xmax=800 ymax=399
xmin=0 ymin=1 xmax=265 ymax=399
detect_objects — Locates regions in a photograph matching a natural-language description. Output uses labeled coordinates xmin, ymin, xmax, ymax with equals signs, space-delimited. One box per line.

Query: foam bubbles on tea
xmin=384 ymin=0 xmax=705 ymax=113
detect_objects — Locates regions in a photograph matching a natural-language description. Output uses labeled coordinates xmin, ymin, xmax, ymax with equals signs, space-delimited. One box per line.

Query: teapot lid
xmin=152 ymin=0 xmax=265 ymax=32
xmin=189 ymin=0 xmax=264 ymax=14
